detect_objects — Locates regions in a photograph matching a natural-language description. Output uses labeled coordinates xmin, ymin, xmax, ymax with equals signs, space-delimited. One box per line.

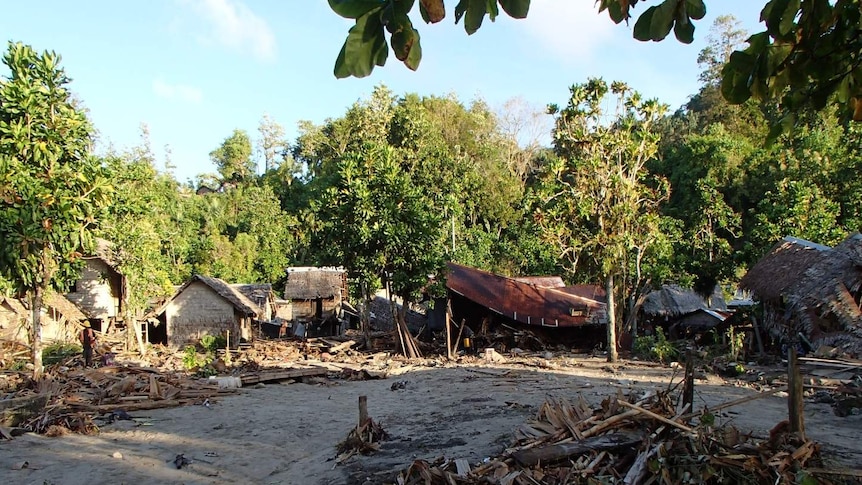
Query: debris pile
xmin=1 ymin=359 xmax=329 ymax=436
xmin=337 ymin=395 xmax=389 ymax=463
xmin=394 ymin=389 xmax=831 ymax=484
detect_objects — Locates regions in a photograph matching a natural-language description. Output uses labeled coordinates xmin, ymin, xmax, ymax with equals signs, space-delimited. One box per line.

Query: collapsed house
xmin=0 ymin=293 xmax=87 ymax=345
xmin=441 ymin=263 xmax=607 ymax=348
xmin=641 ymin=284 xmax=730 ymax=337
xmin=151 ymin=275 xmax=269 ymax=348
xmin=740 ymin=234 xmax=862 ymax=356
xmin=64 ymin=239 xmax=128 ymax=332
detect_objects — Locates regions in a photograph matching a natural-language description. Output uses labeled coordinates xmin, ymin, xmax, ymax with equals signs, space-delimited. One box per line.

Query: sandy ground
xmin=1 ymin=355 xmax=860 ymax=485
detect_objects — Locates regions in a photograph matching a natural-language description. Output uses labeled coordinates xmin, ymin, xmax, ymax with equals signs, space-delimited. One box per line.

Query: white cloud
xmin=520 ymin=1 xmax=617 ymax=64
xmin=182 ymin=0 xmax=276 ymax=62
xmin=152 ymin=78 xmax=204 ymax=104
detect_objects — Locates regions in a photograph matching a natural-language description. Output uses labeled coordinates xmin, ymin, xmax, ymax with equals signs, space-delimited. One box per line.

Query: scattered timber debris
xmin=393 ymin=389 xmax=834 ymax=485
xmin=337 ymin=395 xmax=389 ymax=463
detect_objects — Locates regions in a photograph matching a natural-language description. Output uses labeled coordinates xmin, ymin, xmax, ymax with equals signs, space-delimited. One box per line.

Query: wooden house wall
xmin=166 ymin=282 xmax=242 ymax=348
xmin=66 ymin=259 xmax=120 ymax=320
xmin=290 ymin=298 xmax=339 ymax=321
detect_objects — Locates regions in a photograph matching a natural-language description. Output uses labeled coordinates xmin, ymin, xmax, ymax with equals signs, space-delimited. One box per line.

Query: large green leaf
xmin=633 ymin=7 xmax=655 ymax=41
xmin=419 ymin=0 xmax=445 ymax=23
xmin=685 ymin=0 xmax=706 ymax=20
xmin=498 ymin=0 xmax=529 ymax=18
xmin=328 ymin=0 xmax=385 ymax=19
xmin=334 ymin=9 xmax=388 ymax=78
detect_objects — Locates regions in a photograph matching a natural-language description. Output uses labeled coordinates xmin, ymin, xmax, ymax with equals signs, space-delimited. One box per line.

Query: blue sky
xmin=1 ymin=1 xmax=764 ymax=183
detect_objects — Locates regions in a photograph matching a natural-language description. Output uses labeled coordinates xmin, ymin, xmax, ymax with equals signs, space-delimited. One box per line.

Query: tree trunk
xmin=606 ymin=273 xmax=618 ymax=363
xmin=31 ymin=285 xmax=44 ymax=379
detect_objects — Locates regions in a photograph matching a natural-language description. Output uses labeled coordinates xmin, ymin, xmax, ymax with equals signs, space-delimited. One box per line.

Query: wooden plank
xmin=616 ymin=401 xmax=696 ymax=435
xmin=148 ymin=375 xmax=160 ymax=400
xmin=358 ymin=395 xmax=368 ymax=427
xmin=513 ymin=431 xmax=644 ymax=466
xmin=240 ymin=366 xmax=328 ymax=385
xmin=788 ymin=347 xmax=805 ymax=438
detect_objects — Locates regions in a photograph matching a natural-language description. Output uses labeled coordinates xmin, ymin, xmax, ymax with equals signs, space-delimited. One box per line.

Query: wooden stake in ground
xmin=788 ymin=347 xmax=805 ymax=439
xmin=445 ymin=299 xmax=453 ymax=360
xmin=682 ymin=349 xmax=694 ymax=412
xmin=358 ymin=395 xmax=368 ymax=428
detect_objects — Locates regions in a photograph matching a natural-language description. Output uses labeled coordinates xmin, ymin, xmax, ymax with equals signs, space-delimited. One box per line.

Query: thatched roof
xmin=1 ymin=296 xmax=28 ymax=316
xmin=157 ymin=275 xmax=259 ymax=317
xmin=740 ymin=236 xmax=831 ymax=302
xmin=284 ymin=267 xmax=345 ymax=300
xmin=642 ymin=284 xmax=727 ymax=318
xmin=742 ymin=234 xmax=862 ymax=355
xmin=231 ymin=284 xmax=271 ymax=306
xmin=2 ymin=294 xmax=86 ymax=322
xmin=45 ymin=292 xmax=87 ymax=321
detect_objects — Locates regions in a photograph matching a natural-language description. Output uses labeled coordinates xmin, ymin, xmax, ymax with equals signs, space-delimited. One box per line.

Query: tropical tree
xmin=536 ymin=79 xmax=669 ymax=362
xmin=210 ymin=129 xmax=255 ymax=184
xmin=0 ymin=42 xmax=112 ymax=377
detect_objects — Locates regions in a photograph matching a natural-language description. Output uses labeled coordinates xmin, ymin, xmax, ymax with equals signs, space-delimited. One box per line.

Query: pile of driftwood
xmin=393 ymin=389 xmax=838 ymax=485
xmin=0 ymin=360 xmax=330 ymax=437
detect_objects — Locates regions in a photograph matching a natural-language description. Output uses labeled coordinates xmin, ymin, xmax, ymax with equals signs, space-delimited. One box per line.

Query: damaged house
xmin=64 ymin=239 xmax=128 ymax=332
xmin=282 ymin=267 xmax=347 ymax=337
xmin=442 ymin=263 xmax=607 ymax=347
xmin=0 ymin=293 xmax=87 ymax=345
xmin=740 ymin=234 xmax=862 ymax=356
xmin=641 ymin=284 xmax=729 ymax=337
xmin=151 ymin=275 xmax=268 ymax=348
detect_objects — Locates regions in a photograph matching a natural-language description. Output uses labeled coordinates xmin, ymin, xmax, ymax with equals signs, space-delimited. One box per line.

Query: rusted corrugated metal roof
xmin=446 ymin=263 xmax=607 ymax=327
xmin=513 ymin=276 xmax=565 ymax=288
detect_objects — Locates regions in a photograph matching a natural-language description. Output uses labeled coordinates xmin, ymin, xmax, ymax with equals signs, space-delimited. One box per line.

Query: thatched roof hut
xmin=739 ymin=237 xmax=831 ymax=303
xmin=741 ymin=234 xmax=862 ymax=355
xmin=642 ymin=284 xmax=727 ymax=319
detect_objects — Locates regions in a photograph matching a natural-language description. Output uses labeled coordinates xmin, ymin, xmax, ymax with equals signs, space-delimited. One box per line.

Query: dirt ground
xmin=1 ymin=355 xmax=860 ymax=485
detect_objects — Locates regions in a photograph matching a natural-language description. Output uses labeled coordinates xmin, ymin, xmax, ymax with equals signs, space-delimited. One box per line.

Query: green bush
xmin=632 ymin=327 xmax=678 ymax=363
xmin=43 ymin=342 xmax=83 ymax=365
xmin=182 ymin=345 xmax=210 ymax=370
xmin=200 ymin=334 xmax=227 ymax=353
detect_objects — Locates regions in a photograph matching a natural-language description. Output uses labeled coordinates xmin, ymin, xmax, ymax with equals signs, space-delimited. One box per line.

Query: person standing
xmin=80 ymin=322 xmax=96 ymax=367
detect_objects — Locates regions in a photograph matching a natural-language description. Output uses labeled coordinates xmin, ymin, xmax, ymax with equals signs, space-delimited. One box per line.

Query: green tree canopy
xmin=0 ymin=41 xmax=112 ymax=376
xmin=210 ymin=129 xmax=255 ymax=184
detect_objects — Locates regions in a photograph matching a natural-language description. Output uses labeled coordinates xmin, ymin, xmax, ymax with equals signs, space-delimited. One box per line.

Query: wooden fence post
xmin=787 ymin=347 xmax=805 ymax=439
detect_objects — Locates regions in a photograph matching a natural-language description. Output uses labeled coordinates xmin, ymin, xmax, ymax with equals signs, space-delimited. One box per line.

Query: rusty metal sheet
xmin=446 ymin=263 xmax=607 ymax=327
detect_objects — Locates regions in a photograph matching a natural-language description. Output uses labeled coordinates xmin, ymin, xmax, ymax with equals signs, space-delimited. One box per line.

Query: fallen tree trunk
xmin=513 ymin=430 xmax=644 ymax=466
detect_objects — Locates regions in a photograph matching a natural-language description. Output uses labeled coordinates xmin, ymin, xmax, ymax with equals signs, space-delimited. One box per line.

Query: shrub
xmin=43 ymin=342 xmax=83 ymax=365
xmin=632 ymin=327 xmax=678 ymax=363
xmin=200 ymin=334 xmax=227 ymax=353
xmin=182 ymin=345 xmax=210 ymax=370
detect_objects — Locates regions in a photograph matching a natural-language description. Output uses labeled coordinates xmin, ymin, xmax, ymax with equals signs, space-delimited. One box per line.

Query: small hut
xmin=641 ymin=284 xmax=728 ymax=336
xmin=741 ymin=234 xmax=862 ymax=356
xmin=153 ymin=275 xmax=262 ymax=348
xmin=283 ymin=267 xmax=346 ymax=322
xmin=65 ymin=239 xmax=128 ymax=331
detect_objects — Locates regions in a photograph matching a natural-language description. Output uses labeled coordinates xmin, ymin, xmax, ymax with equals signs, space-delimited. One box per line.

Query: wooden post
xmin=751 ymin=315 xmax=765 ymax=356
xmin=445 ymin=299 xmax=453 ymax=360
xmin=358 ymin=395 xmax=368 ymax=428
xmin=683 ymin=349 xmax=694 ymax=411
xmin=787 ymin=347 xmax=805 ymax=439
